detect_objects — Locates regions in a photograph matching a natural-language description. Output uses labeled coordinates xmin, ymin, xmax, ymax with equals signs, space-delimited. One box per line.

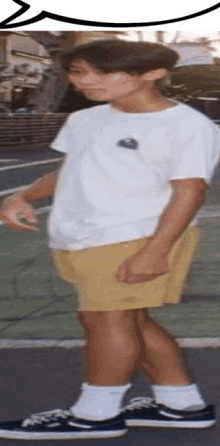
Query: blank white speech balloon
xmin=1 ymin=0 xmax=219 ymax=25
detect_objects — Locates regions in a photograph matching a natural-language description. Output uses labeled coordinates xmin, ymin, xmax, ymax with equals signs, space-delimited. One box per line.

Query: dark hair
xmin=61 ymin=39 xmax=179 ymax=75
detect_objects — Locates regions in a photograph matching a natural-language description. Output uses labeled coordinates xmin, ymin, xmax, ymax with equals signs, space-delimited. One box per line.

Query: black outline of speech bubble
xmin=0 ymin=0 xmax=220 ymax=28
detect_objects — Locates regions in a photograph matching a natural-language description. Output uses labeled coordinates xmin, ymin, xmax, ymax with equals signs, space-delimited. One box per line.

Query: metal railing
xmin=0 ymin=113 xmax=68 ymax=148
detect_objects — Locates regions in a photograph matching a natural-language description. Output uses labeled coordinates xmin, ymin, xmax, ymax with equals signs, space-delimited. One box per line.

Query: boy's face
xmin=68 ymin=59 xmax=150 ymax=102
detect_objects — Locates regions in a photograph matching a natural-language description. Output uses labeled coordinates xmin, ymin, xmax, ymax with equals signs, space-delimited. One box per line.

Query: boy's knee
xmin=78 ymin=309 xmax=138 ymax=329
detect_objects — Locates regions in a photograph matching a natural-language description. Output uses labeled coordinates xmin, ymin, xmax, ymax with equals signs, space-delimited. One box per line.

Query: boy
xmin=0 ymin=39 xmax=219 ymax=440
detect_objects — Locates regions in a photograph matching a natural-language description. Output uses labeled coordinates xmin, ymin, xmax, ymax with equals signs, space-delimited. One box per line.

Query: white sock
xmin=70 ymin=382 xmax=132 ymax=421
xmin=152 ymin=383 xmax=206 ymax=410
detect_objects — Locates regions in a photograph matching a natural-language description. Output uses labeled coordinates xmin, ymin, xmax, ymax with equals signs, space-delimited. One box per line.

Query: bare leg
xmin=78 ymin=307 xmax=193 ymax=386
xmin=135 ymin=308 xmax=193 ymax=385
xmin=78 ymin=309 xmax=142 ymax=385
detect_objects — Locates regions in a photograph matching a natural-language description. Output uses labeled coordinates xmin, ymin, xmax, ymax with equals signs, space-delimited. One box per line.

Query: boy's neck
xmin=111 ymin=88 xmax=175 ymax=114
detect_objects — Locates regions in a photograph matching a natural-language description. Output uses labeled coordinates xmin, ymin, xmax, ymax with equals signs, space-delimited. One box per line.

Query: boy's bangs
xmin=61 ymin=40 xmax=179 ymax=74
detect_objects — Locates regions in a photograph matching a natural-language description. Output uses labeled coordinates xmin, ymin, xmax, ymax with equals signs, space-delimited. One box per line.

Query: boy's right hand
xmin=0 ymin=194 xmax=40 ymax=232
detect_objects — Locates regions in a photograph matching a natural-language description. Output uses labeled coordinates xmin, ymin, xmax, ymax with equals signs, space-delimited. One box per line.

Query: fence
xmin=0 ymin=113 xmax=68 ymax=149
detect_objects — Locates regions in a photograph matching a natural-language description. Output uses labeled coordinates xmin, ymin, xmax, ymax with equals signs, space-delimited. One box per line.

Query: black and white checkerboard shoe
xmin=124 ymin=397 xmax=216 ymax=429
xmin=0 ymin=408 xmax=128 ymax=440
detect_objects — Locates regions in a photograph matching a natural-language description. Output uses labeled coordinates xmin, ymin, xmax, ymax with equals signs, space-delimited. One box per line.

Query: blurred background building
xmin=0 ymin=32 xmax=51 ymax=112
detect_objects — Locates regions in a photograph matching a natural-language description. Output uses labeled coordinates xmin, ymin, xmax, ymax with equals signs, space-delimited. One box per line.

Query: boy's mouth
xmin=82 ymin=88 xmax=105 ymax=93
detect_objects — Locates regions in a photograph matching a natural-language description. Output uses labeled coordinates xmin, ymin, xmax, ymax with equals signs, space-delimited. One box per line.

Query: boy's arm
xmin=0 ymin=161 xmax=63 ymax=232
xmin=116 ymin=178 xmax=207 ymax=284
xmin=143 ymin=178 xmax=206 ymax=253
xmin=17 ymin=169 xmax=59 ymax=203
xmin=18 ymin=157 xmax=64 ymax=203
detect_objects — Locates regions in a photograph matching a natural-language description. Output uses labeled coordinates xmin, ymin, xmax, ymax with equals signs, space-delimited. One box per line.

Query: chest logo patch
xmin=117 ymin=138 xmax=139 ymax=150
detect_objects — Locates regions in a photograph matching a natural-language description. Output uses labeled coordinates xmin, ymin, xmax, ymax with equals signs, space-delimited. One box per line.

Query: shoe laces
xmin=123 ymin=397 xmax=156 ymax=411
xmin=22 ymin=409 xmax=71 ymax=428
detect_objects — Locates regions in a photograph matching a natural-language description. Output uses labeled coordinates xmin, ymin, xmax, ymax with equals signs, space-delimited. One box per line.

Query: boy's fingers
xmin=15 ymin=223 xmax=39 ymax=232
xmin=29 ymin=217 xmax=39 ymax=223
xmin=5 ymin=219 xmax=39 ymax=232
xmin=21 ymin=212 xmax=39 ymax=224
xmin=17 ymin=213 xmax=40 ymax=231
xmin=1 ymin=211 xmax=39 ymax=232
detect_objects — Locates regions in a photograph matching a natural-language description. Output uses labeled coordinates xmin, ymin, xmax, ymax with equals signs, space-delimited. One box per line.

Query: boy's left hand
xmin=115 ymin=247 xmax=170 ymax=284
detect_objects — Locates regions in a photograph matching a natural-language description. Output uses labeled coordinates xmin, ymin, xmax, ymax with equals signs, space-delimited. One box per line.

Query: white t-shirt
xmin=48 ymin=102 xmax=220 ymax=251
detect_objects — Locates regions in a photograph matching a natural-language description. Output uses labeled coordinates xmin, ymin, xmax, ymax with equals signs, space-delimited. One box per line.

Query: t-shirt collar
xmin=108 ymin=99 xmax=181 ymax=118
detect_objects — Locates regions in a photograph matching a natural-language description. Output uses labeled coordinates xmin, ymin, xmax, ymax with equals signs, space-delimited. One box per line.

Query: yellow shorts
xmin=51 ymin=226 xmax=201 ymax=312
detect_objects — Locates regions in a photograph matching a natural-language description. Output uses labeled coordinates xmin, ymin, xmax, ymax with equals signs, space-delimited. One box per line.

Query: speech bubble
xmin=0 ymin=0 xmax=220 ymax=28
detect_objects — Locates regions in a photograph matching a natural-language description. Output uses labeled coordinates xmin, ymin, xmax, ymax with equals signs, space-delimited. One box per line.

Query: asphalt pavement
xmin=0 ymin=346 xmax=219 ymax=446
xmin=0 ymin=147 xmax=64 ymax=200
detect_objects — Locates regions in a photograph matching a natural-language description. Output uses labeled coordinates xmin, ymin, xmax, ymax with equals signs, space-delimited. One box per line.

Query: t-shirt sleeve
xmin=169 ymin=119 xmax=220 ymax=185
xmin=50 ymin=114 xmax=73 ymax=154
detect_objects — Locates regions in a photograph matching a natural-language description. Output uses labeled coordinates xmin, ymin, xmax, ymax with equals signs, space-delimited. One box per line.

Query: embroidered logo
xmin=117 ymin=138 xmax=138 ymax=150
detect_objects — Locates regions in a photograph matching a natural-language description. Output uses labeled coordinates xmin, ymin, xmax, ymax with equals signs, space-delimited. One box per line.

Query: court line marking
xmin=0 ymin=185 xmax=33 ymax=197
xmin=0 ymin=156 xmax=63 ymax=197
xmin=0 ymin=159 xmax=20 ymax=163
xmin=0 ymin=157 xmax=62 ymax=172
xmin=0 ymin=338 xmax=220 ymax=349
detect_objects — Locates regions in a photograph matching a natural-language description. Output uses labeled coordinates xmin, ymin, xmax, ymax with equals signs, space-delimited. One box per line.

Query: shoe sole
xmin=0 ymin=428 xmax=127 ymax=440
xmin=126 ymin=419 xmax=216 ymax=428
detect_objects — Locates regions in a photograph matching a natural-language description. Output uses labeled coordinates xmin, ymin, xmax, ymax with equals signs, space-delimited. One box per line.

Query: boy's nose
xmin=78 ymin=73 xmax=101 ymax=86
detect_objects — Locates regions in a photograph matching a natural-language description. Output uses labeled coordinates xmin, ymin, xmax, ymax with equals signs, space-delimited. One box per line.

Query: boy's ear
xmin=141 ymin=68 xmax=168 ymax=82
